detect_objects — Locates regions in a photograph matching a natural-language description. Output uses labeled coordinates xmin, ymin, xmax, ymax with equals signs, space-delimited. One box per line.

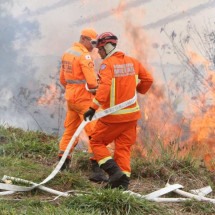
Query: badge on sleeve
xmin=100 ymin=64 xmax=106 ymax=70
xmin=85 ymin=55 xmax=91 ymax=60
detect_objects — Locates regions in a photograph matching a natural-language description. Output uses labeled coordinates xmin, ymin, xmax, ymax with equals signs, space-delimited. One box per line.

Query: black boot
xmin=58 ymin=157 xmax=71 ymax=171
xmin=100 ymin=159 xmax=129 ymax=190
xmin=89 ymin=160 xmax=108 ymax=183
xmin=108 ymin=174 xmax=130 ymax=190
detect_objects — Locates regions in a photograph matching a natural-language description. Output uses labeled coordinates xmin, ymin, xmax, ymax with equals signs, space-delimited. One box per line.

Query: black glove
xmin=84 ymin=107 xmax=96 ymax=121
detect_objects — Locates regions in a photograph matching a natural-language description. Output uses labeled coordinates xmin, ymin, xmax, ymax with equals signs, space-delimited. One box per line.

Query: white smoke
xmin=0 ymin=0 xmax=214 ymax=136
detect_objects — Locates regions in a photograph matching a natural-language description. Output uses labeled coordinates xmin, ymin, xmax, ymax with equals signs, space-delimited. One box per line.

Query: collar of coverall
xmin=73 ymin=42 xmax=89 ymax=52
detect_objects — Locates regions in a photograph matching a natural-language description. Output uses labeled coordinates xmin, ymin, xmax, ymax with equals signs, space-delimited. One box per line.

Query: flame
xmin=204 ymin=153 xmax=215 ymax=172
xmin=37 ymin=83 xmax=61 ymax=105
xmin=190 ymin=107 xmax=215 ymax=143
xmin=184 ymin=50 xmax=215 ymax=169
xmin=120 ymin=11 xmax=215 ymax=170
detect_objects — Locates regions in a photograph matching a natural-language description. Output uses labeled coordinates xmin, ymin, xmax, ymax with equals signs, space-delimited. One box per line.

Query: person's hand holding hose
xmin=84 ymin=107 xmax=96 ymax=121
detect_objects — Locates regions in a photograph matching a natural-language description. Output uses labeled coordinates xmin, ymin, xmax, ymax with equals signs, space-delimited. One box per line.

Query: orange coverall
xmin=90 ymin=51 xmax=153 ymax=176
xmin=59 ymin=42 xmax=97 ymax=157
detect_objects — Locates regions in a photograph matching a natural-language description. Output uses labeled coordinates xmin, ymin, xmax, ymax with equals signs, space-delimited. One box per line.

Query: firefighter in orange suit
xmin=84 ymin=32 xmax=153 ymax=190
xmin=59 ymin=28 xmax=107 ymax=183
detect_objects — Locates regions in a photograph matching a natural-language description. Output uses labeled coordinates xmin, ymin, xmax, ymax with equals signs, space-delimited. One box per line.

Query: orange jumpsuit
xmin=59 ymin=42 xmax=98 ymax=158
xmin=90 ymin=51 xmax=153 ymax=176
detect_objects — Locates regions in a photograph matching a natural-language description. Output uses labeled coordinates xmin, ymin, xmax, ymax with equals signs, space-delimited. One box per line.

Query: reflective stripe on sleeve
xmin=93 ymin=98 xmax=101 ymax=106
xmin=66 ymin=79 xmax=86 ymax=84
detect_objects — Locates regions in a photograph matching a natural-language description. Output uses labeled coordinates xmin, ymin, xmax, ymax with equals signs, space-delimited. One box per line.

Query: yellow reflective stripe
xmin=122 ymin=171 xmax=131 ymax=177
xmin=135 ymin=74 xmax=138 ymax=85
xmin=98 ymin=156 xmax=112 ymax=166
xmin=109 ymin=74 xmax=139 ymax=115
xmin=93 ymin=98 xmax=101 ymax=106
xmin=110 ymin=78 xmax=115 ymax=107
xmin=111 ymin=104 xmax=140 ymax=115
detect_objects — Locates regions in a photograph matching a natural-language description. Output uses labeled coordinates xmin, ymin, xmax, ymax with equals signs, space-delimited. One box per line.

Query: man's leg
xmin=78 ymin=113 xmax=108 ymax=183
xmin=114 ymin=120 xmax=137 ymax=176
xmin=90 ymin=120 xmax=127 ymax=189
xmin=58 ymin=106 xmax=81 ymax=170
xmin=111 ymin=120 xmax=137 ymax=190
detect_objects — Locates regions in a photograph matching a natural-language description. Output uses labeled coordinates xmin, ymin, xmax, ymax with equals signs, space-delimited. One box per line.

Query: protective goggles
xmin=90 ymin=40 xmax=97 ymax=46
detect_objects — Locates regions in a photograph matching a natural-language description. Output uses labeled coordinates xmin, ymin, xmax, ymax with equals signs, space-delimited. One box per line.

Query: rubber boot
xmin=58 ymin=157 xmax=71 ymax=171
xmin=89 ymin=160 xmax=108 ymax=183
xmin=108 ymin=174 xmax=130 ymax=190
xmin=100 ymin=159 xmax=129 ymax=190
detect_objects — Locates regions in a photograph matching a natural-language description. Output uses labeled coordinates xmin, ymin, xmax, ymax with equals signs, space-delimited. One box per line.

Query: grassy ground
xmin=0 ymin=126 xmax=215 ymax=215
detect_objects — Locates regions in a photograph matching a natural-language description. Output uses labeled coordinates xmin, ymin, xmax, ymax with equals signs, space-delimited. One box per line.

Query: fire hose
xmin=0 ymin=95 xmax=137 ymax=195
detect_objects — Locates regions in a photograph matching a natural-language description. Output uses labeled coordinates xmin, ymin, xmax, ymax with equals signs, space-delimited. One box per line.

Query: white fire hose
xmin=1 ymin=94 xmax=215 ymax=205
xmin=0 ymin=95 xmax=137 ymax=195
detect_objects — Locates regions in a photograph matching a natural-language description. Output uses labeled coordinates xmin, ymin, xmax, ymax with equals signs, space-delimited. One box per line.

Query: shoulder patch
xmin=100 ymin=64 xmax=106 ymax=70
xmin=85 ymin=55 xmax=91 ymax=60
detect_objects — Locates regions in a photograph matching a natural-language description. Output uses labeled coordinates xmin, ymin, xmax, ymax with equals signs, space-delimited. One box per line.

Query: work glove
xmin=84 ymin=107 xmax=96 ymax=121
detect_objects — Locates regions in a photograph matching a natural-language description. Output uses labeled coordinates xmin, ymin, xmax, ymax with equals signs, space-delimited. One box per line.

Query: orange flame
xmin=204 ymin=153 xmax=215 ymax=172
xmin=37 ymin=83 xmax=60 ymax=105
xmin=122 ymin=14 xmax=215 ymax=170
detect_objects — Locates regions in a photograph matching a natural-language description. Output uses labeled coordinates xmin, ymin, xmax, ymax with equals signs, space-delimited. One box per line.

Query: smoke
xmin=25 ymin=0 xmax=78 ymax=16
xmin=143 ymin=0 xmax=215 ymax=29
xmin=72 ymin=0 xmax=150 ymax=26
xmin=0 ymin=1 xmax=64 ymax=134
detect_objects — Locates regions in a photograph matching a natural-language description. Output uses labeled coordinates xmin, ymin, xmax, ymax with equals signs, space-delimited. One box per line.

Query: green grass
xmin=0 ymin=199 xmax=88 ymax=215
xmin=64 ymin=188 xmax=167 ymax=215
xmin=0 ymin=125 xmax=215 ymax=214
xmin=0 ymin=128 xmax=57 ymax=158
